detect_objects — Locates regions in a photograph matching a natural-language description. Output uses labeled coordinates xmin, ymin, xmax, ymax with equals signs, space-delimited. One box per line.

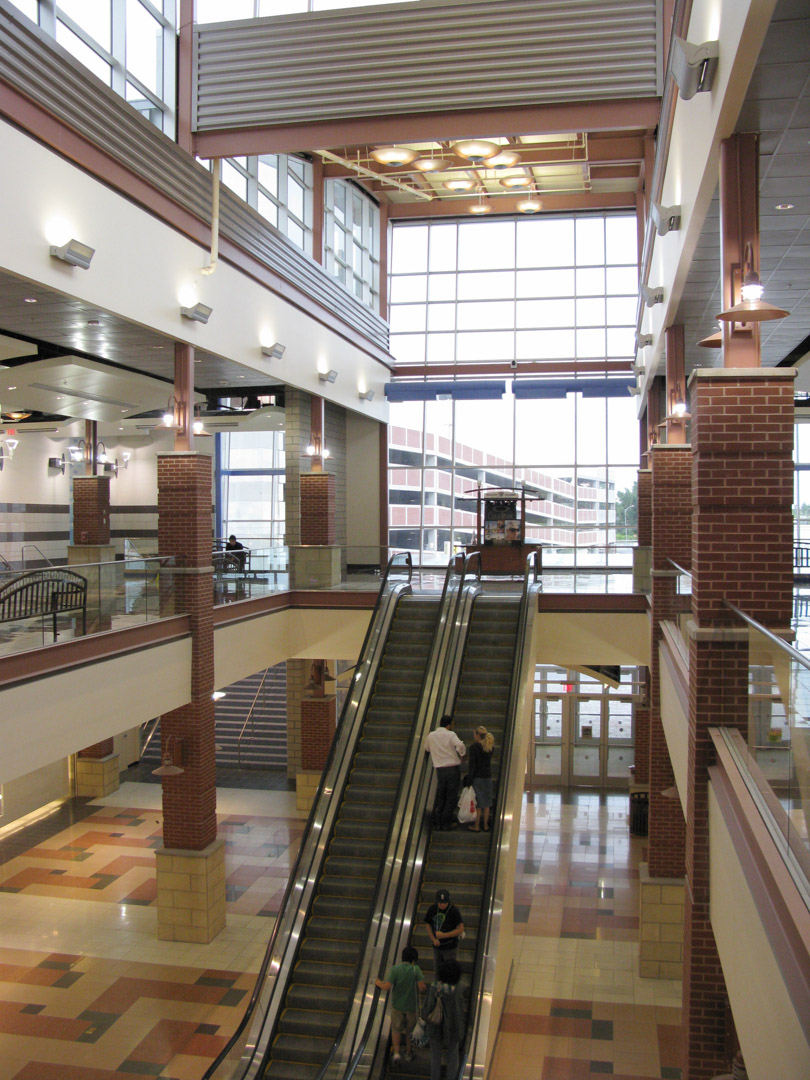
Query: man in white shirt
xmin=424 ymin=714 xmax=466 ymax=830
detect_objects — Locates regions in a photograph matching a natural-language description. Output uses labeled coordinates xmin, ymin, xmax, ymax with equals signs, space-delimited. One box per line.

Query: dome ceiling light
xmin=500 ymin=174 xmax=532 ymax=189
xmin=516 ymin=188 xmax=543 ymax=213
xmin=443 ymin=178 xmax=475 ymax=192
xmin=370 ymin=146 xmax=418 ymax=166
xmin=452 ymin=139 xmax=501 ymax=163
xmin=486 ymin=149 xmax=520 ymax=169
xmin=412 ymin=156 xmax=450 ymax=172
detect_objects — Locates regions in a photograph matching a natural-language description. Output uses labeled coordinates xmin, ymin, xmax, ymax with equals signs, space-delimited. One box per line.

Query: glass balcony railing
xmin=0 ymin=557 xmax=178 ymax=658
xmin=725 ymin=602 xmax=810 ymax=903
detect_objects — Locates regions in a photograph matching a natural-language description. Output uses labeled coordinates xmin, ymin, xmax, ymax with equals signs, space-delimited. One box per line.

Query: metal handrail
xmin=21 ymin=544 xmax=54 ymax=569
xmin=724 ymin=601 xmax=810 ymax=672
xmin=236 ymin=668 xmax=269 ymax=768
xmin=202 ymin=552 xmax=413 ymax=1080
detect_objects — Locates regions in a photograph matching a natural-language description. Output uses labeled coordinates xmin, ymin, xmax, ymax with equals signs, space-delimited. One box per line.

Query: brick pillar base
xmin=639 ymin=863 xmax=685 ymax=979
xmin=72 ymin=476 xmax=111 ymax=545
xmin=75 ymin=752 xmax=120 ymax=797
xmin=300 ymin=472 xmax=335 ymax=544
xmin=156 ymin=838 xmax=225 ymax=942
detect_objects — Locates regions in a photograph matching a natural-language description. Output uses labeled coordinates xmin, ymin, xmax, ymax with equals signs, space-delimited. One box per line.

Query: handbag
xmin=457 ymin=785 xmax=476 ymax=824
xmin=426 ymin=993 xmax=443 ymax=1025
xmin=411 ymin=1017 xmax=429 ymax=1047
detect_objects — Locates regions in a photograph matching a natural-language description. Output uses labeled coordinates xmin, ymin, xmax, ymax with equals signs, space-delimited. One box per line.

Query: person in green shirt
xmin=375 ymin=945 xmax=427 ymax=1065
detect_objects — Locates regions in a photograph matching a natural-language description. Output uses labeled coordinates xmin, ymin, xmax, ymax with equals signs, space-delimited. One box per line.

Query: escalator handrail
xmin=457 ymin=550 xmax=541 ymax=1080
xmin=312 ymin=555 xmax=465 ymax=1080
xmin=202 ymin=552 xmax=413 ymax=1080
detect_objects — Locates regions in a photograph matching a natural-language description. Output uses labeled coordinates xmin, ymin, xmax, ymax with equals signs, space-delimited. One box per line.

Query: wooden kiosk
xmin=464 ymin=486 xmax=542 ymax=574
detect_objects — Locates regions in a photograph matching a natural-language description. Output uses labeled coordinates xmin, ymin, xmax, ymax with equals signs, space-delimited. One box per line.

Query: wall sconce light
xmin=319 ymin=369 xmax=338 ymax=384
xmin=162 ymin=395 xmax=186 ymax=433
xmin=633 ymin=363 xmax=646 ymax=376
xmin=68 ymin=439 xmax=86 ymax=463
xmin=192 ymin=403 xmax=211 ymax=437
xmin=716 ymin=242 xmax=789 ymax=324
xmin=650 ymin=202 xmax=681 ymax=236
xmin=628 ymin=386 xmax=641 ymax=397
xmin=641 ymin=284 xmax=664 ymax=306
xmin=635 ymin=332 xmax=653 ymax=349
xmin=671 ymin=36 xmax=719 ymax=100
xmin=180 ymin=301 xmax=212 ymax=324
xmin=151 ymin=734 xmax=185 ymax=777
xmin=48 ymin=453 xmax=67 ymax=474
xmin=104 ymin=459 xmax=120 ymax=478
xmin=261 ymin=342 xmax=286 ymax=359
xmin=121 ymin=451 xmax=132 ymax=468
xmin=305 ymin=435 xmax=331 ymax=460
xmin=358 ymin=389 xmax=375 ymax=401
xmin=50 ymin=238 xmax=95 ymax=269
xmin=305 ymin=659 xmax=336 ymax=696
xmin=4 ymin=437 xmax=19 ymax=459
xmin=96 ymin=441 xmax=110 ymax=465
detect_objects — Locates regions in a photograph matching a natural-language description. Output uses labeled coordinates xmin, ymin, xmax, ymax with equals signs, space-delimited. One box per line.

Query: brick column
xmin=684 ymin=368 xmax=795 ymax=1078
xmin=70 ymin=475 xmax=117 ymax=785
xmin=301 ymin=697 xmax=337 ymax=770
xmin=633 ymin=468 xmax=653 ymax=595
xmin=155 ymin=452 xmax=224 ymax=943
xmin=648 ymin=446 xmax=691 ymax=880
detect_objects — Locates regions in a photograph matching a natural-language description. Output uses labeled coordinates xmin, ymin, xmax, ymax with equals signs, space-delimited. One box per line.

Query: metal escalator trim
xmin=315 ymin=556 xmax=466 ymax=1080
xmin=202 ymin=553 xmax=414 ymax=1080
xmin=459 ymin=552 xmax=542 ymax=1080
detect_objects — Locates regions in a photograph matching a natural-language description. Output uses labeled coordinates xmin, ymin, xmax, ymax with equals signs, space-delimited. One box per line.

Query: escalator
xmin=415 ymin=595 xmax=521 ymax=983
xmin=264 ymin=594 xmax=442 ymax=1080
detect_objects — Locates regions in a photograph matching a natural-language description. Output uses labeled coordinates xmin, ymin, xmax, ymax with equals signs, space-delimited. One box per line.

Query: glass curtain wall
xmin=215 ymin=155 xmax=314 ymax=254
xmin=324 ymin=180 xmax=380 ymax=308
xmin=388 ymin=214 xmax=640 ymax=568
xmin=217 ymin=431 xmax=285 ymax=546
xmin=795 ymin=421 xmax=810 ymax=543
xmin=10 ymin=0 xmax=178 ymax=135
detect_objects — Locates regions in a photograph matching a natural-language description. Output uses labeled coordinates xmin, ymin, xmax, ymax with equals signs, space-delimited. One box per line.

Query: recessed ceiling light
xmin=87 ymin=319 xmax=100 ymax=326
xmin=7 ymin=385 xmax=17 ymax=390
xmin=23 ymin=297 xmax=37 ymax=303
xmin=775 ymin=203 xmax=794 ymax=210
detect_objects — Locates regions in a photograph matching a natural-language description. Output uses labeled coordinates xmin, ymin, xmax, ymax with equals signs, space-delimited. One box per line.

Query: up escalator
xmin=265 ymin=594 xmax=442 ymax=1080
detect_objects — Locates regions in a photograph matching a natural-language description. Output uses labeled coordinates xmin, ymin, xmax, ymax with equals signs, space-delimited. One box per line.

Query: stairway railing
xmin=236 ymin=668 xmax=269 ymax=769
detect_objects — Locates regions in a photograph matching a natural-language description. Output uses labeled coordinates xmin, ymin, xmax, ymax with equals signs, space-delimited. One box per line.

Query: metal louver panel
xmin=193 ymin=0 xmax=660 ymax=131
xmin=0 ymin=4 xmax=389 ymax=354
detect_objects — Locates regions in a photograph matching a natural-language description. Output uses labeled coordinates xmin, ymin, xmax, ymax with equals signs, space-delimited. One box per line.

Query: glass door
xmin=528 ymin=666 xmax=639 ymax=789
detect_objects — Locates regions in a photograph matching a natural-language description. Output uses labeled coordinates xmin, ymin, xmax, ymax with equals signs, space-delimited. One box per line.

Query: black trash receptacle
xmin=629 ymin=790 xmax=649 ymax=836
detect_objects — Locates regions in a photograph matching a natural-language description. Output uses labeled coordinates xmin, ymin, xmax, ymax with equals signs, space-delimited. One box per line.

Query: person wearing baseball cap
xmin=424 ymin=887 xmax=464 ymax=975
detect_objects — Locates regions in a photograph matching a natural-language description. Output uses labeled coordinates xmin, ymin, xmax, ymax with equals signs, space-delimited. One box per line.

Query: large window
xmin=324 ymin=180 xmax=380 ymax=308
xmin=216 ymin=155 xmax=314 ymax=254
xmin=387 ymin=213 xmax=640 ymax=568
xmin=11 ymin=0 xmax=177 ymax=135
xmin=217 ymin=431 xmax=285 ymax=545
xmin=195 ymin=0 xmax=416 ymax=19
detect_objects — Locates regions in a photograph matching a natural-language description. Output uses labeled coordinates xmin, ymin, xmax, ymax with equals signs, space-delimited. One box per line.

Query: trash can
xmin=629 ymin=790 xmax=649 ymax=836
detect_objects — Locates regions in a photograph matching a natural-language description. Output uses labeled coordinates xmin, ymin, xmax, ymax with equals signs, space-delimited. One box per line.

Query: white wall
xmin=0 ymin=119 xmax=390 ymax=420
xmin=1 ymin=758 xmax=71 ymax=826
xmin=534 ymin=612 xmax=650 ymax=667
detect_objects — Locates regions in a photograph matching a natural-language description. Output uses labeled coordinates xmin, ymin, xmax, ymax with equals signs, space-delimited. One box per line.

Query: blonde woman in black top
xmin=465 ymin=725 xmax=494 ymax=832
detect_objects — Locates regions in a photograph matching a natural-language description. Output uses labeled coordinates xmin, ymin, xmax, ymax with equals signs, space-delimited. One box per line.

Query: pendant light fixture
xmin=716 ymin=243 xmax=789 ymax=323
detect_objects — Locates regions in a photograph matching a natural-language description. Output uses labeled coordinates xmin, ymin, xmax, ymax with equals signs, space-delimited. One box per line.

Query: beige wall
xmin=533 ymin=612 xmax=649 ymax=667
xmin=1 ymin=758 xmax=71 ymax=827
xmin=346 ymin=410 xmax=381 ymax=560
xmin=709 ymin=785 xmax=810 ymax=1079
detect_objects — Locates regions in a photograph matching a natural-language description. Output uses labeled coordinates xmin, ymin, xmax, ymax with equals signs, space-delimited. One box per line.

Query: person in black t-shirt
xmin=424 ymin=887 xmax=464 ymax=975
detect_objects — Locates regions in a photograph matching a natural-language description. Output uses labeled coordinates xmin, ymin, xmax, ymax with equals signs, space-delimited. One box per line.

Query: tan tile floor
xmin=0 ymin=783 xmax=682 ymax=1079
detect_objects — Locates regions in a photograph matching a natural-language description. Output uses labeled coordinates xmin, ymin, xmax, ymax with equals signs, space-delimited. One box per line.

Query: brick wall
xmin=300 ymin=696 xmax=337 ymax=770
xmin=72 ymin=476 xmax=111 ymax=545
xmin=78 ymin=739 xmax=114 ymax=758
xmin=648 ymin=446 xmax=691 ymax=879
xmin=637 ymin=469 xmax=652 ymax=547
xmin=301 ymin=473 xmax=336 ymax=545
xmin=157 ymin=453 xmax=216 ymax=851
